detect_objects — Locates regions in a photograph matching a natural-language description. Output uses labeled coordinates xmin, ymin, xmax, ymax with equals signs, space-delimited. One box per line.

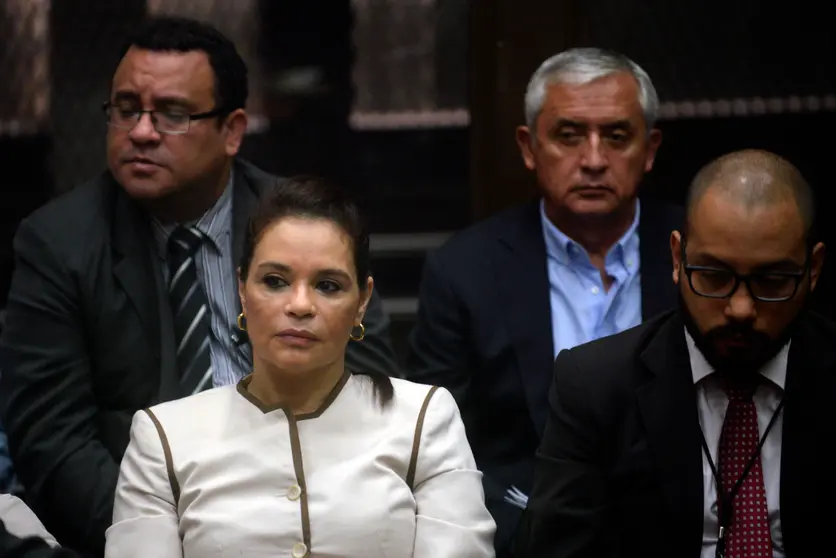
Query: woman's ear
xmin=237 ymin=267 xmax=247 ymax=311
xmin=356 ymin=276 xmax=374 ymax=325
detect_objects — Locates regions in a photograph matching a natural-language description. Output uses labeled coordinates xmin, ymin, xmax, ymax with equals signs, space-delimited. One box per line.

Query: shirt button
xmin=626 ymin=258 xmax=634 ymax=267
xmin=287 ymin=484 xmax=302 ymax=501
xmin=591 ymin=286 xmax=600 ymax=295
xmin=292 ymin=542 xmax=308 ymax=557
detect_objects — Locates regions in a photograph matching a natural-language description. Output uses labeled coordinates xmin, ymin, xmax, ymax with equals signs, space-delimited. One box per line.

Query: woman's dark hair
xmin=118 ymin=16 xmax=248 ymax=116
xmin=240 ymin=176 xmax=393 ymax=405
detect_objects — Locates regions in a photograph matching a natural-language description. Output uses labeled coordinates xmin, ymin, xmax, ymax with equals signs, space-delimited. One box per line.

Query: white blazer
xmin=105 ymin=373 xmax=496 ymax=557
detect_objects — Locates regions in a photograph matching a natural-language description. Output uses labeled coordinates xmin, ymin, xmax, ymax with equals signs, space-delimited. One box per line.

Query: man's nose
xmin=128 ymin=112 xmax=162 ymax=144
xmin=725 ymin=282 xmax=757 ymax=322
xmin=580 ymin=134 xmax=607 ymax=173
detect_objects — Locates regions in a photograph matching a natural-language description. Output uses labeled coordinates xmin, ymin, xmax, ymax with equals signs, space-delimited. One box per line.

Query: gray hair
xmin=524 ymin=47 xmax=659 ymax=133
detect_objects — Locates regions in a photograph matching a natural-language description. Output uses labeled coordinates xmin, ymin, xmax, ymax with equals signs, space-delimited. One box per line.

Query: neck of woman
xmin=247 ymin=357 xmax=346 ymax=415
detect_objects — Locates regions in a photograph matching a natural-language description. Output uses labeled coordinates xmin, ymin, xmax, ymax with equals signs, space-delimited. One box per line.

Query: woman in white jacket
xmin=105 ymin=177 xmax=496 ymax=558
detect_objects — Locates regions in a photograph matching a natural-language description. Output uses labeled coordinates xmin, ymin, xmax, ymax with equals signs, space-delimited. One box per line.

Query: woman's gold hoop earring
xmin=237 ymin=312 xmax=247 ymax=331
xmin=350 ymin=323 xmax=365 ymax=342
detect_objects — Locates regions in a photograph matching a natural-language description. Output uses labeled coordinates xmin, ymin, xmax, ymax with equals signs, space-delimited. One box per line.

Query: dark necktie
xmin=718 ymin=377 xmax=772 ymax=557
xmin=167 ymin=226 xmax=213 ymax=395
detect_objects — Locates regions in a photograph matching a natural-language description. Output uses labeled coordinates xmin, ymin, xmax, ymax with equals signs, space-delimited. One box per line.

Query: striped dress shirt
xmin=150 ymin=171 xmax=251 ymax=387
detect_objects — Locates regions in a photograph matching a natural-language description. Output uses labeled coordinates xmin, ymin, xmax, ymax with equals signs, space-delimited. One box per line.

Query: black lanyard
xmin=699 ymin=397 xmax=784 ymax=558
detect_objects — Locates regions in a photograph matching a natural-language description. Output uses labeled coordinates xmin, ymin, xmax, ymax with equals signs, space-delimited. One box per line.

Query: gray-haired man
xmin=405 ymin=47 xmax=683 ymax=556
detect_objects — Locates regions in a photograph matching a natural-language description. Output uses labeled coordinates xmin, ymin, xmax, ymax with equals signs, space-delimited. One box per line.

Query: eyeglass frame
xmin=102 ymin=101 xmax=227 ymax=135
xmin=680 ymin=243 xmax=809 ymax=303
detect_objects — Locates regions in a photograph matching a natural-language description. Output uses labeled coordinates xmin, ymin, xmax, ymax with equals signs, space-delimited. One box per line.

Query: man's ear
xmin=223 ymin=109 xmax=248 ymax=157
xmin=809 ymin=242 xmax=826 ymax=292
xmin=671 ymin=230 xmax=683 ymax=285
xmin=516 ymin=125 xmax=536 ymax=170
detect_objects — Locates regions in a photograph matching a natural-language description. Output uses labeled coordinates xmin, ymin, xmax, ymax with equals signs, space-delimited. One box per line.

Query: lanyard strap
xmin=699 ymin=397 xmax=784 ymax=558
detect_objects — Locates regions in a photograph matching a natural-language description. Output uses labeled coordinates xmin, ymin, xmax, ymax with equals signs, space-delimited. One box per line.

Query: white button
xmin=292 ymin=542 xmax=308 ymax=557
xmin=626 ymin=258 xmax=633 ymax=267
xmin=287 ymin=484 xmax=302 ymax=501
xmin=591 ymin=286 xmax=600 ymax=295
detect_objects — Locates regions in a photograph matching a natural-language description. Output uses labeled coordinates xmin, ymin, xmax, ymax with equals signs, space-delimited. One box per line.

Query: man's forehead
xmin=688 ymin=203 xmax=806 ymax=261
xmin=112 ymin=47 xmax=214 ymax=97
xmin=541 ymin=75 xmax=643 ymax=123
xmin=694 ymin=189 xmax=801 ymax=226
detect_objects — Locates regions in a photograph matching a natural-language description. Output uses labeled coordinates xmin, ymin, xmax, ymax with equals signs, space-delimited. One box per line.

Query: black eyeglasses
xmin=682 ymin=248 xmax=808 ymax=303
xmin=102 ymin=102 xmax=226 ymax=135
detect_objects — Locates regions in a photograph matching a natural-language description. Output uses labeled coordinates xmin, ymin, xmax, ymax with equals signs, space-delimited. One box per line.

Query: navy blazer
xmin=405 ymin=197 xmax=684 ymax=556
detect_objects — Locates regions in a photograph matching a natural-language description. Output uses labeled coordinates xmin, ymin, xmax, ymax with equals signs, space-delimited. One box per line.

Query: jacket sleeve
xmin=105 ymin=411 xmax=181 ymax=558
xmin=0 ymin=519 xmax=78 ymax=558
xmin=516 ymin=349 xmax=613 ymax=557
xmin=412 ymin=387 xmax=496 ymax=557
xmin=405 ymin=250 xmax=473 ymax=418
xmin=0 ymin=219 xmax=119 ymax=556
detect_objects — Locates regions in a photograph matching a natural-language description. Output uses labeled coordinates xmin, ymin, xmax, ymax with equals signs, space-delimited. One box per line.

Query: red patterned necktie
xmin=717 ymin=377 xmax=772 ymax=557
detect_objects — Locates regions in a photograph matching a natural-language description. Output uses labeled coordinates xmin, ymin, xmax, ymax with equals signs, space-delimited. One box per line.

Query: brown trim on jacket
xmin=406 ymin=386 xmax=440 ymax=489
xmin=142 ymin=408 xmax=180 ymax=506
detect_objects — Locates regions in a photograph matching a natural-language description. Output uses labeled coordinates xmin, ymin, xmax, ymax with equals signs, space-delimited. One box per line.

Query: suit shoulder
xmin=802 ymin=311 xmax=836 ymax=342
xmin=564 ymin=310 xmax=674 ymax=377
xmin=388 ymin=378 xmax=455 ymax=416
xmin=145 ymin=386 xmax=240 ymax=435
xmin=432 ymin=202 xmax=536 ymax=263
xmin=235 ymin=159 xmax=283 ymax=193
xmin=19 ymin=174 xmax=112 ymax=244
xmin=390 ymin=377 xmax=437 ymax=409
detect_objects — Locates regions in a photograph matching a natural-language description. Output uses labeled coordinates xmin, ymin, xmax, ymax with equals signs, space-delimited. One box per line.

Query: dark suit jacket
xmin=0 ymin=160 xmax=397 ymax=556
xmin=405 ymin=197 xmax=684 ymax=555
xmin=0 ymin=520 xmax=76 ymax=558
xmin=518 ymin=309 xmax=836 ymax=557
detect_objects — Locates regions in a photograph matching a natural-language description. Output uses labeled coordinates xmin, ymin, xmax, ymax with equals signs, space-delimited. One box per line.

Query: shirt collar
xmin=151 ymin=169 xmax=234 ymax=260
xmin=540 ymin=198 xmax=641 ymax=268
xmin=684 ymin=327 xmax=788 ymax=390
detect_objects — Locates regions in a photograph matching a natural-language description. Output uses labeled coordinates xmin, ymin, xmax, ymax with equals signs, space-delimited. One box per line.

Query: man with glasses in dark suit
xmin=0 ymin=16 xmax=396 ymax=556
xmin=519 ymin=149 xmax=833 ymax=557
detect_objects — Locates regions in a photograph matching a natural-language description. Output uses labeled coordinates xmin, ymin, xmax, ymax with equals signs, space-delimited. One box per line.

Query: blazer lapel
xmin=110 ymin=182 xmax=183 ymax=402
xmin=639 ymin=199 xmax=682 ymax=319
xmin=779 ymin=314 xmax=836 ymax=553
xmin=111 ymin=184 xmax=161 ymax=359
xmin=494 ymin=201 xmax=554 ymax=438
xmin=636 ymin=312 xmax=704 ymax=548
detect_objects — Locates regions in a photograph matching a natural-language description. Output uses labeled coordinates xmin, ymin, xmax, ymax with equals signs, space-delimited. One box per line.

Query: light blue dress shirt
xmin=540 ymin=199 xmax=643 ymax=358
xmin=150 ymin=171 xmax=252 ymax=387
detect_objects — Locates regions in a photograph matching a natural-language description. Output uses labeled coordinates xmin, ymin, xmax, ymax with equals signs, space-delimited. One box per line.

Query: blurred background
xmin=1 ymin=0 xmax=834 ymax=364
